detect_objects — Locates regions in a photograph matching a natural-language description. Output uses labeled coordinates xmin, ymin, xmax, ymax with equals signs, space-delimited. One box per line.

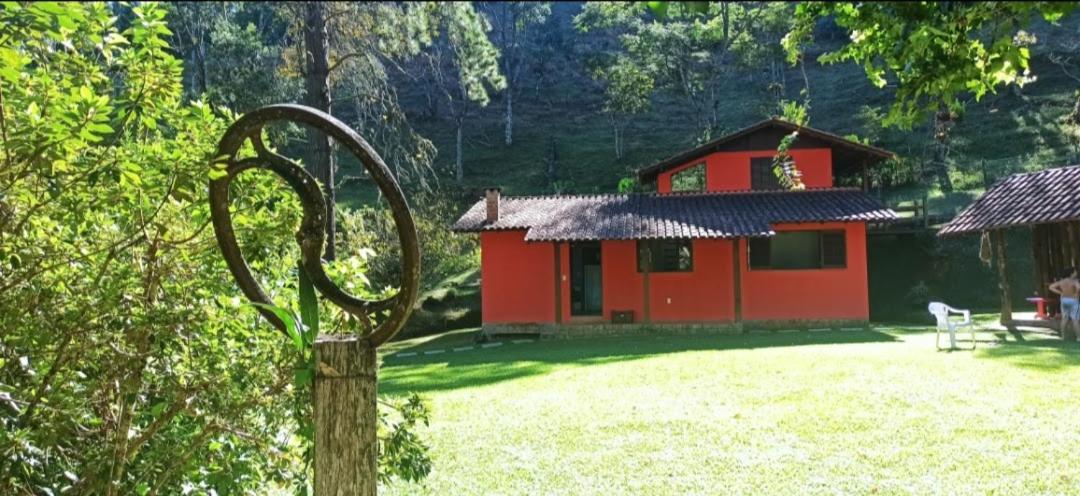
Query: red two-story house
xmin=453 ymin=119 xmax=897 ymax=335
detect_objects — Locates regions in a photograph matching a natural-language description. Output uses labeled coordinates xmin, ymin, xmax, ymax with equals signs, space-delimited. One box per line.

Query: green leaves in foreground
xmin=783 ymin=2 xmax=1078 ymax=128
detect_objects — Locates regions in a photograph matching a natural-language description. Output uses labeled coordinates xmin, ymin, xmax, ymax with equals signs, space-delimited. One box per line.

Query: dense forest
xmin=167 ymin=2 xmax=1080 ymax=331
xmin=2 ymin=2 xmax=1078 ymax=494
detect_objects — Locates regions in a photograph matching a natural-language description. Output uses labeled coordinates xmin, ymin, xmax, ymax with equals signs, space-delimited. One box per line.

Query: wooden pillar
xmin=1057 ymin=223 xmax=1072 ymax=273
xmin=1071 ymin=221 xmax=1080 ymax=269
xmin=314 ymin=336 xmax=377 ymax=496
xmin=1056 ymin=224 xmax=1069 ymax=275
xmin=554 ymin=243 xmax=562 ymax=325
xmin=1039 ymin=225 xmax=1054 ymax=297
xmin=994 ymin=230 xmax=1012 ymax=327
xmin=732 ymin=238 xmax=742 ymax=323
xmin=1032 ymin=226 xmax=1043 ymax=298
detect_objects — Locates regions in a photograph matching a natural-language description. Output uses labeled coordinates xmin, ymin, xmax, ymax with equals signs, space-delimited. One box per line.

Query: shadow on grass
xmin=975 ymin=337 xmax=1080 ymax=372
xmin=380 ymin=327 xmax=481 ymax=355
xmin=381 ymin=330 xmax=899 ymax=395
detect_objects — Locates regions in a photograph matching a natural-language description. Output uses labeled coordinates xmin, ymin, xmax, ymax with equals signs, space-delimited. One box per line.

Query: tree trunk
xmin=994 ymin=229 xmax=1012 ymax=328
xmin=930 ymin=107 xmax=955 ymax=193
xmin=314 ymin=336 xmax=377 ymax=496
xmin=546 ymin=136 xmax=558 ymax=185
xmin=303 ymin=1 xmax=337 ymax=260
xmin=502 ymin=3 xmax=515 ymax=147
xmin=455 ymin=120 xmax=464 ymax=181
xmin=195 ymin=37 xmax=208 ymax=95
xmin=721 ymin=3 xmax=730 ymax=42
xmin=609 ymin=114 xmax=623 ymax=160
xmin=504 ymin=89 xmax=513 ymax=146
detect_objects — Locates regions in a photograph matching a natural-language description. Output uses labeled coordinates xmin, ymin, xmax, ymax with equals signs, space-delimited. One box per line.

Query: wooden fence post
xmin=314 ymin=336 xmax=377 ymax=496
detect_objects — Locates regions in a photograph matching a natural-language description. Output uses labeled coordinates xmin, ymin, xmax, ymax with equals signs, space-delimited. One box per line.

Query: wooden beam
xmin=1041 ymin=225 xmax=1054 ymax=297
xmin=554 ymin=242 xmax=562 ymax=325
xmin=1072 ymin=221 xmax=1080 ymax=269
xmin=732 ymin=238 xmax=742 ymax=323
xmin=994 ymin=229 xmax=1012 ymax=327
xmin=1033 ymin=225 xmax=1046 ymax=299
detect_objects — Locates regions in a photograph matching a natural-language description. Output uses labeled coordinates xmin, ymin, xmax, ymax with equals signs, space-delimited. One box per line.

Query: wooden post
xmin=994 ymin=230 xmax=1012 ymax=327
xmin=1071 ymin=221 xmax=1080 ymax=269
xmin=1033 ymin=225 xmax=1046 ymax=299
xmin=314 ymin=336 xmax=377 ymax=496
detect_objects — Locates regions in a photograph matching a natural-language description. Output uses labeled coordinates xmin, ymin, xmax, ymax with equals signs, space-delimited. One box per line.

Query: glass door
xmin=570 ymin=241 xmax=603 ymax=316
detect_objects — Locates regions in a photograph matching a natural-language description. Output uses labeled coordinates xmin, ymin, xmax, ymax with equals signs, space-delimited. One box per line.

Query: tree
xmin=594 ymin=58 xmax=653 ymax=159
xmin=577 ymin=2 xmax=798 ymax=144
xmin=167 ymin=2 xmax=298 ymax=112
xmin=0 ymin=4 xmax=299 ymax=493
xmin=301 ymin=3 xmax=337 ymax=260
xmin=0 ymin=3 xmax=433 ymax=493
xmin=576 ymin=2 xmax=726 ymax=143
xmin=481 ymin=2 xmax=551 ymax=146
xmin=279 ymin=2 xmax=503 ymax=244
xmin=783 ymin=2 xmax=1077 ymax=191
xmin=413 ymin=3 xmax=506 ymax=182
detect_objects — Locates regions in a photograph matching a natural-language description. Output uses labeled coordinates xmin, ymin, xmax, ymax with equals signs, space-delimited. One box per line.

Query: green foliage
xmin=617 ymin=177 xmax=640 ymax=193
xmin=0 ymin=3 xmax=302 ymax=493
xmin=0 ymin=2 xmax=431 ymax=493
xmin=776 ymin=99 xmax=809 ymax=127
xmin=577 ymin=2 xmax=794 ymax=142
xmin=771 ymin=131 xmax=805 ymax=191
xmin=595 ymin=58 xmax=654 ymax=116
xmin=669 ymin=163 xmax=705 ymax=192
xmin=337 ymin=190 xmax=478 ymax=297
xmin=784 ymin=2 xmax=1078 ymax=128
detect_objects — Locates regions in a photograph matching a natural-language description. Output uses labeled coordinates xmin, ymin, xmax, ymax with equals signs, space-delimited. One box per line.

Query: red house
xmin=453 ymin=119 xmax=897 ymax=335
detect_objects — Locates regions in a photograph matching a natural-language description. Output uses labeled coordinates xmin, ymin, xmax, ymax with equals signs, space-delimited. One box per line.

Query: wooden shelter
xmin=939 ymin=165 xmax=1080 ymax=331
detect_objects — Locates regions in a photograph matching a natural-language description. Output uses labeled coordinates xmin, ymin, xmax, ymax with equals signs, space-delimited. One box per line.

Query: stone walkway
xmin=389 ymin=338 xmax=536 ymax=359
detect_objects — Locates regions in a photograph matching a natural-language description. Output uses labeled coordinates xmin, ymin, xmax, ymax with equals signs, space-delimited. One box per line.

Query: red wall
xmin=480 ymin=231 xmax=556 ymax=324
xmin=648 ymin=239 xmax=735 ymax=322
xmin=479 ymin=223 xmax=870 ymax=325
xmin=738 ymin=222 xmax=869 ymax=321
xmin=599 ymin=240 xmax=643 ymax=321
xmin=565 ymin=239 xmax=735 ymax=324
xmin=657 ymin=149 xmax=833 ymax=193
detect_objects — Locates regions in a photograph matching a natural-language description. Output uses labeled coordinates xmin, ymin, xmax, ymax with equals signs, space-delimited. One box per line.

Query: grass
xmin=379 ymin=319 xmax=1080 ymax=495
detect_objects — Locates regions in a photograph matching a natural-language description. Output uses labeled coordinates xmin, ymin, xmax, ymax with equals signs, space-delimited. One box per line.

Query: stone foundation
xmin=482 ymin=320 xmax=869 ymax=340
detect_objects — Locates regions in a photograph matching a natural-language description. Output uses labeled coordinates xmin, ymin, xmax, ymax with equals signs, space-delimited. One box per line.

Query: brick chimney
xmin=485 ymin=188 xmax=501 ymax=223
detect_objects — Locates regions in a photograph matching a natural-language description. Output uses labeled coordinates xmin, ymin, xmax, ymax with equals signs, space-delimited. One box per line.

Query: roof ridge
xmin=495 ymin=187 xmax=867 ymax=201
xmin=636 ymin=119 xmax=895 ymax=181
xmin=1004 ymin=164 xmax=1080 ymax=178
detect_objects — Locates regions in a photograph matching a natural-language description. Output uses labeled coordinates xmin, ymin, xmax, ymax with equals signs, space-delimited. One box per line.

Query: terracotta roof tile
xmin=453 ymin=189 xmax=897 ymax=241
xmin=939 ymin=165 xmax=1080 ymax=236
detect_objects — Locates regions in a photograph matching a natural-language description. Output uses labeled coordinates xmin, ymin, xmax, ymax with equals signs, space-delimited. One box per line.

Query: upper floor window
xmin=670 ymin=163 xmax=706 ymax=192
xmin=748 ymin=230 xmax=846 ymax=270
xmin=750 ymin=157 xmax=783 ymax=191
xmin=637 ymin=239 xmax=693 ymax=272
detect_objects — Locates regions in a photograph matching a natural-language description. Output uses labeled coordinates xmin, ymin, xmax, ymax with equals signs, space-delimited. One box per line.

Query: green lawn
xmin=379 ymin=322 xmax=1080 ymax=495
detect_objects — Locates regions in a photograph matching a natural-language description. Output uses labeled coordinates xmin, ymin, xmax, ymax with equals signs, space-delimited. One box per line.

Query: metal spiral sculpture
xmin=209 ymin=104 xmax=420 ymax=347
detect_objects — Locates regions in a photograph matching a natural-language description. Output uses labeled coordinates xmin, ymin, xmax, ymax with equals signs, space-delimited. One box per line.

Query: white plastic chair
xmin=928 ymin=302 xmax=975 ymax=350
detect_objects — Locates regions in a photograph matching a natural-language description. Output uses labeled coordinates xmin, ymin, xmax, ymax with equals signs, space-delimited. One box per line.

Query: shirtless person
xmin=1049 ymin=267 xmax=1080 ymax=341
